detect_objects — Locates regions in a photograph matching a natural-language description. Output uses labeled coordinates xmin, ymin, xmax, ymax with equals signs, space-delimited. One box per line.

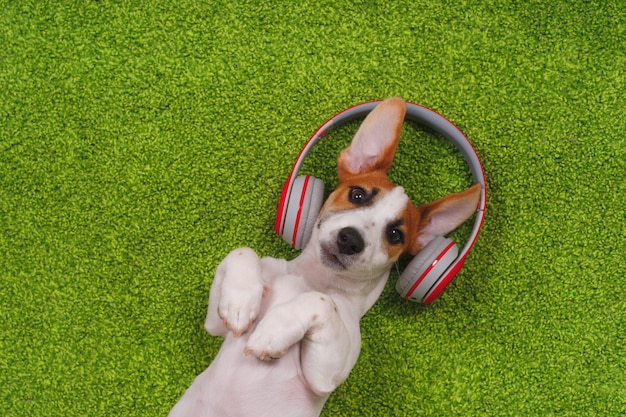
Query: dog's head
xmin=310 ymin=97 xmax=481 ymax=280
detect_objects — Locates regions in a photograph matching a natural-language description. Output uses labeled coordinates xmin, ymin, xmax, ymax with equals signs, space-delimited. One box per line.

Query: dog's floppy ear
xmin=337 ymin=97 xmax=406 ymax=181
xmin=410 ymin=183 xmax=482 ymax=253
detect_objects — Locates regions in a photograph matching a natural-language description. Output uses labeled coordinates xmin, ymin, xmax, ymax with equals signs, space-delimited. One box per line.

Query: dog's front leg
xmin=245 ymin=291 xmax=355 ymax=395
xmin=204 ymin=247 xmax=264 ymax=337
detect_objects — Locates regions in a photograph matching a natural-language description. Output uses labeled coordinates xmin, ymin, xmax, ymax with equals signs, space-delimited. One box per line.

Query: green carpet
xmin=1 ymin=1 xmax=625 ymax=415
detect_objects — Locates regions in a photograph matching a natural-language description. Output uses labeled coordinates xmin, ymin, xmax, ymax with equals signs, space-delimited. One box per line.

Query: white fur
xmin=168 ymin=189 xmax=407 ymax=417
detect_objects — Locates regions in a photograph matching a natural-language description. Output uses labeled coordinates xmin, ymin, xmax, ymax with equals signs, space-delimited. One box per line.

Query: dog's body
xmin=169 ymin=98 xmax=481 ymax=417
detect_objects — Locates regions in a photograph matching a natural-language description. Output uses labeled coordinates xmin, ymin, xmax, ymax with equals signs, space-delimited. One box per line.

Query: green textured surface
xmin=1 ymin=1 xmax=625 ymax=415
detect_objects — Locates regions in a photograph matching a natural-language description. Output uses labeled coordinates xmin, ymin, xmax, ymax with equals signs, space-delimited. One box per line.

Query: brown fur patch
xmin=319 ymin=172 xmax=398 ymax=215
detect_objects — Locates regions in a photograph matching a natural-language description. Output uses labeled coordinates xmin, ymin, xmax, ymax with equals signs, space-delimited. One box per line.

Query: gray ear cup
xmin=396 ymin=236 xmax=459 ymax=302
xmin=281 ymin=176 xmax=325 ymax=250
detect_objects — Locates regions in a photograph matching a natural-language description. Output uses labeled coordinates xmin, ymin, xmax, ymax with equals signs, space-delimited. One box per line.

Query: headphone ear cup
xmin=281 ymin=176 xmax=325 ymax=250
xmin=396 ymin=236 xmax=458 ymax=302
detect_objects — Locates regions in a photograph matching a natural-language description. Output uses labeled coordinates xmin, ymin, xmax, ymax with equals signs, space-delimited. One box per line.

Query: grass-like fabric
xmin=1 ymin=1 xmax=625 ymax=415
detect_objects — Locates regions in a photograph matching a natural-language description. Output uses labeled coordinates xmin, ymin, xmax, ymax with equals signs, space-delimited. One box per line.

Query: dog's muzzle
xmin=319 ymin=227 xmax=365 ymax=271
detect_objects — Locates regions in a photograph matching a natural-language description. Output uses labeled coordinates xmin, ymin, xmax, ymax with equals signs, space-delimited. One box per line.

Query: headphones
xmin=274 ymin=101 xmax=486 ymax=304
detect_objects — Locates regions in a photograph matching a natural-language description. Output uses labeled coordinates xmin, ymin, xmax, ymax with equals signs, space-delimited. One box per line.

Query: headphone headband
xmin=276 ymin=101 xmax=486 ymax=303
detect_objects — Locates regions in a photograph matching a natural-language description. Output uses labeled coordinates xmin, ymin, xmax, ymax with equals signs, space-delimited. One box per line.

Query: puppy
xmin=169 ymin=97 xmax=481 ymax=417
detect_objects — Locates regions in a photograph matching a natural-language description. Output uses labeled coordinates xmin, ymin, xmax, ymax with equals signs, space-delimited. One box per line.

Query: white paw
xmin=218 ymin=280 xmax=266 ymax=337
xmin=244 ymin=304 xmax=307 ymax=361
xmin=218 ymin=297 xmax=256 ymax=337
xmin=216 ymin=248 xmax=265 ymax=336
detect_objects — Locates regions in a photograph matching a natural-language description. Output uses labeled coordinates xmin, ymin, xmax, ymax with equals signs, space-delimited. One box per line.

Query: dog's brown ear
xmin=410 ymin=183 xmax=482 ymax=253
xmin=337 ymin=97 xmax=406 ymax=181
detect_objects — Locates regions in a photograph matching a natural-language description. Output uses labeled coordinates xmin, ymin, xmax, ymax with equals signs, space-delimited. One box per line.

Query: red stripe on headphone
xmin=405 ymin=240 xmax=456 ymax=301
xmin=423 ymin=256 xmax=466 ymax=304
xmin=291 ymin=175 xmax=310 ymax=246
xmin=275 ymin=180 xmax=290 ymax=235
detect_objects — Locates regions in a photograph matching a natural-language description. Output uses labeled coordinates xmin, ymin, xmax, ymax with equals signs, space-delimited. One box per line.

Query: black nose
xmin=337 ymin=227 xmax=364 ymax=255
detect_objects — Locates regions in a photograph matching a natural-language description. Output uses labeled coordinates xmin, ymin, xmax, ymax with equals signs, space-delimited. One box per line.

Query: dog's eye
xmin=349 ymin=187 xmax=366 ymax=204
xmin=387 ymin=227 xmax=404 ymax=245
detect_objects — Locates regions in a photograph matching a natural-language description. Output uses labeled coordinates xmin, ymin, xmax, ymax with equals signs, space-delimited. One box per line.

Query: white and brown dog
xmin=169 ymin=97 xmax=481 ymax=417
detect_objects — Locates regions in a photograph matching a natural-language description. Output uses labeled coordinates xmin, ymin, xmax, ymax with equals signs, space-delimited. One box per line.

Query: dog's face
xmin=308 ymin=97 xmax=481 ymax=280
xmin=315 ymin=177 xmax=414 ymax=278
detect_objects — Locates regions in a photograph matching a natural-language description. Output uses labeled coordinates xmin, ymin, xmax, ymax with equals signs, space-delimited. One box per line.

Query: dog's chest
xmin=204 ymin=259 xmax=323 ymax=415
